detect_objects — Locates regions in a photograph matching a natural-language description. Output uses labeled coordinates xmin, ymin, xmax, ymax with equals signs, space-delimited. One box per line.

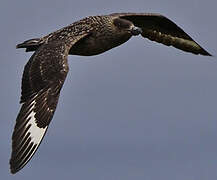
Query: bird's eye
xmin=113 ymin=18 xmax=131 ymax=29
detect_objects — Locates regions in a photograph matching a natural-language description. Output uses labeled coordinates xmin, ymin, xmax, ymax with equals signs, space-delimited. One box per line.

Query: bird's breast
xmin=69 ymin=31 xmax=132 ymax=56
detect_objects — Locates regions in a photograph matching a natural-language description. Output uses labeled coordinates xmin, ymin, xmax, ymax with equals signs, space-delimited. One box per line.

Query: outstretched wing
xmin=10 ymin=33 xmax=88 ymax=174
xmin=112 ymin=13 xmax=211 ymax=56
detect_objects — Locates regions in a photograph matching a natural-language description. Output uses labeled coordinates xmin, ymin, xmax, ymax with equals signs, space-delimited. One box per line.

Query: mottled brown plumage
xmin=10 ymin=13 xmax=211 ymax=174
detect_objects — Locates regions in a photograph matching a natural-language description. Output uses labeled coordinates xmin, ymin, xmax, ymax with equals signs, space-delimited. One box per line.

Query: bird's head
xmin=113 ymin=18 xmax=142 ymax=36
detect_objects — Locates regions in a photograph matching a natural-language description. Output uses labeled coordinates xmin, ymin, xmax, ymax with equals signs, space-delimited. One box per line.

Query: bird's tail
xmin=16 ymin=38 xmax=44 ymax=52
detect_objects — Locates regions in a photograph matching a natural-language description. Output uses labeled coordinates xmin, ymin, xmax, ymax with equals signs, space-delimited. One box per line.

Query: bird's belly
xmin=69 ymin=34 xmax=131 ymax=56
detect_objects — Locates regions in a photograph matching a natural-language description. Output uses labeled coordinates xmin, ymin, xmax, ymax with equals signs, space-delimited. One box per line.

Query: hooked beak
xmin=130 ymin=26 xmax=142 ymax=36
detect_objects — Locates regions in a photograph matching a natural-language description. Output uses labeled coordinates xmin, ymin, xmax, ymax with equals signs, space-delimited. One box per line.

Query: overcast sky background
xmin=1 ymin=0 xmax=217 ymax=179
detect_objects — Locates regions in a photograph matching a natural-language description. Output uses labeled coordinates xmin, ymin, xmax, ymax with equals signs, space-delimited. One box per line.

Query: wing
xmin=111 ymin=13 xmax=211 ymax=56
xmin=10 ymin=33 xmax=88 ymax=174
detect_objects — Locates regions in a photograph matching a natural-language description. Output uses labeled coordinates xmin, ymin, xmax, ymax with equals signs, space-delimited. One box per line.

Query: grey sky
xmin=1 ymin=0 xmax=217 ymax=179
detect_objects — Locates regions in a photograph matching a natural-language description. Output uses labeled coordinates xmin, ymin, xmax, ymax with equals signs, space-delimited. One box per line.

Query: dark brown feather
xmin=11 ymin=33 xmax=89 ymax=174
xmin=112 ymin=13 xmax=211 ymax=56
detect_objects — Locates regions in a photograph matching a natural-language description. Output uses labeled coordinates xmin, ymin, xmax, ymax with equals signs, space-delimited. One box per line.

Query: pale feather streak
xmin=18 ymin=100 xmax=47 ymax=167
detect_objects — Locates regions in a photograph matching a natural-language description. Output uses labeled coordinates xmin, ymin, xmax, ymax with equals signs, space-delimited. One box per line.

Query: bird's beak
xmin=130 ymin=26 xmax=142 ymax=36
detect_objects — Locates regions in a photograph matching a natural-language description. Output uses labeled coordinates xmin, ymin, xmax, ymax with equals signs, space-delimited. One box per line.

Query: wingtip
xmin=10 ymin=163 xmax=19 ymax=174
xmin=9 ymin=156 xmax=21 ymax=174
xmin=201 ymin=49 xmax=212 ymax=56
xmin=201 ymin=50 xmax=213 ymax=57
xmin=10 ymin=168 xmax=17 ymax=174
xmin=207 ymin=52 xmax=213 ymax=57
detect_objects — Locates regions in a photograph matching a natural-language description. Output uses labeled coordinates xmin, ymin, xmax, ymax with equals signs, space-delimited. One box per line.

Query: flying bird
xmin=10 ymin=13 xmax=211 ymax=174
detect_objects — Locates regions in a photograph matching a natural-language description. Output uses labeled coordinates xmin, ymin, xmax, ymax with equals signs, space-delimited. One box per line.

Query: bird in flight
xmin=10 ymin=13 xmax=211 ymax=174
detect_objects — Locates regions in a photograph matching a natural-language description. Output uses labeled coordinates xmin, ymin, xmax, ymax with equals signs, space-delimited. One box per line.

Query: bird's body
xmin=68 ymin=16 xmax=132 ymax=55
xmin=10 ymin=13 xmax=211 ymax=174
xmin=21 ymin=15 xmax=135 ymax=56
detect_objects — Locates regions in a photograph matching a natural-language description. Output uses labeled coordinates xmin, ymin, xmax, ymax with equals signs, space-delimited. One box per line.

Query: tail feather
xmin=16 ymin=38 xmax=43 ymax=52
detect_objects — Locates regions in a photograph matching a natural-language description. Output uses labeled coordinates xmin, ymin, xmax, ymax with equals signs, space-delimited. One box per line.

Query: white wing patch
xmin=19 ymin=99 xmax=48 ymax=167
xmin=28 ymin=111 xmax=47 ymax=145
